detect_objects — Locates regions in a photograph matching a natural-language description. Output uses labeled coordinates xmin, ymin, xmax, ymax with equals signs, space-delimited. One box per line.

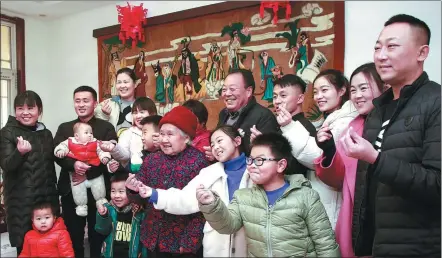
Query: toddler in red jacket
xmin=54 ymin=122 xmax=110 ymax=216
xmin=19 ymin=201 xmax=74 ymax=257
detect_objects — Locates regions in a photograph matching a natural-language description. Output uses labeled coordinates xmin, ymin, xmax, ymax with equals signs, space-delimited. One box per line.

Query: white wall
xmin=7 ymin=1 xmax=442 ymax=134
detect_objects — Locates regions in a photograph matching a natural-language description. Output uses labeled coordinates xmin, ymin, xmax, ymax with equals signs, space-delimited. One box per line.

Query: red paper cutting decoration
xmin=260 ymin=1 xmax=291 ymax=25
xmin=116 ymin=2 xmax=148 ymax=48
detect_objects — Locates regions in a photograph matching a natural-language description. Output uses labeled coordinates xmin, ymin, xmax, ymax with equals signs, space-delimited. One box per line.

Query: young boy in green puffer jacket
xmin=95 ymin=172 xmax=146 ymax=258
xmin=197 ymin=133 xmax=341 ymax=257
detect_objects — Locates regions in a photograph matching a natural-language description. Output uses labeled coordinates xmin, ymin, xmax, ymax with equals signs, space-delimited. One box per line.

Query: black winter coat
xmin=0 ymin=116 xmax=58 ymax=247
xmin=352 ymin=72 xmax=441 ymax=257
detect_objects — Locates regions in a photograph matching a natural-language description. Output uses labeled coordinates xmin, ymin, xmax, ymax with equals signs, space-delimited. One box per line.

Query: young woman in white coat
xmin=135 ymin=125 xmax=253 ymax=257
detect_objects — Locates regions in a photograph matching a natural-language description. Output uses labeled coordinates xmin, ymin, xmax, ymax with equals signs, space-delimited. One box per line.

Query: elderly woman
xmin=126 ymin=106 xmax=209 ymax=258
xmin=0 ymin=91 xmax=58 ymax=255
xmin=95 ymin=67 xmax=138 ymax=137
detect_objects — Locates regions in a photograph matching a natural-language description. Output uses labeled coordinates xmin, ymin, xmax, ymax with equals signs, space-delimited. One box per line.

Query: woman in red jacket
xmin=314 ymin=62 xmax=385 ymax=257
xmin=19 ymin=201 xmax=74 ymax=258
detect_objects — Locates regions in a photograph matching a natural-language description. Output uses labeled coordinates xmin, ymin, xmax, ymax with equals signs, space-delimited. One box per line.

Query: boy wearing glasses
xmin=196 ymin=133 xmax=340 ymax=257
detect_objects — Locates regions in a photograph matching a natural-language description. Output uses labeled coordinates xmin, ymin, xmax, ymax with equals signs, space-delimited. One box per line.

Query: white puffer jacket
xmin=280 ymin=100 xmax=358 ymax=229
xmin=154 ymin=162 xmax=254 ymax=257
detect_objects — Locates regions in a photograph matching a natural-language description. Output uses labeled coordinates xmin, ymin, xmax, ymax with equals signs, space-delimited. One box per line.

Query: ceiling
xmin=1 ymin=1 xmax=119 ymax=20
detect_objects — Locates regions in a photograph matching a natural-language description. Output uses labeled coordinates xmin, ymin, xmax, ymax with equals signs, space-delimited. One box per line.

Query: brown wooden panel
xmin=95 ymin=1 xmax=344 ymax=130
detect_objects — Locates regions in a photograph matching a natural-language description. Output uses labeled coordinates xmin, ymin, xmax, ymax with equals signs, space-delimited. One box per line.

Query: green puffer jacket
xmin=95 ymin=203 xmax=147 ymax=258
xmin=200 ymin=174 xmax=341 ymax=257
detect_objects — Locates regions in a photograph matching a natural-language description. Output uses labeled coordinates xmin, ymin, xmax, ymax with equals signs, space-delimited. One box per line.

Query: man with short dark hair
xmin=342 ymin=14 xmax=441 ymax=257
xmin=54 ymin=86 xmax=117 ymax=258
xmin=213 ymin=69 xmax=279 ymax=154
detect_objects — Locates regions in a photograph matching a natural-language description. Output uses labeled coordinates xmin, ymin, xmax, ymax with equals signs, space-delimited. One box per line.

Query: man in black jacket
xmin=204 ymin=69 xmax=279 ymax=158
xmin=54 ymin=86 xmax=117 ymax=258
xmin=341 ymin=14 xmax=440 ymax=257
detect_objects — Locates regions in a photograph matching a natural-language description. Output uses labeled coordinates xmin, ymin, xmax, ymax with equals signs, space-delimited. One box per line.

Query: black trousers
xmin=61 ymin=190 xmax=106 ymax=258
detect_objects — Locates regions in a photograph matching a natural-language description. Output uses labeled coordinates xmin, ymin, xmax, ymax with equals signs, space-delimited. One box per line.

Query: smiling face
xmin=221 ymin=73 xmax=252 ymax=112
xmin=273 ymin=85 xmax=304 ymax=115
xmin=74 ymin=91 xmax=97 ymax=120
xmin=350 ymin=72 xmax=382 ymax=115
xmin=32 ymin=208 xmax=55 ymax=233
xmin=313 ymin=76 xmax=346 ymax=113
xmin=374 ymin=22 xmax=428 ymax=88
xmin=110 ymin=181 xmax=129 ymax=208
xmin=116 ymin=72 xmax=136 ymax=101
xmin=132 ymin=108 xmax=150 ymax=129
xmin=141 ymin=123 xmax=157 ymax=151
xmin=247 ymin=145 xmax=286 ymax=186
xmin=159 ymin=123 xmax=189 ymax=156
xmin=15 ymin=104 xmax=40 ymax=126
xmin=210 ymin=129 xmax=241 ymax=163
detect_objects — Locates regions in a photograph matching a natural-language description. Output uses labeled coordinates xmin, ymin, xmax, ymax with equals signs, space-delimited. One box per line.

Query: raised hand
xmin=138 ymin=183 xmax=153 ymax=198
xmin=276 ymin=106 xmax=292 ymax=127
xmin=250 ymin=125 xmax=262 ymax=144
xmin=99 ymin=141 xmax=115 ymax=152
xmin=17 ymin=136 xmax=32 ymax=155
xmin=316 ymin=122 xmax=333 ymax=143
xmin=101 ymin=99 xmax=112 ymax=116
xmin=125 ymin=173 xmax=142 ymax=192
xmin=340 ymin=126 xmax=378 ymax=164
xmin=196 ymin=184 xmax=215 ymax=205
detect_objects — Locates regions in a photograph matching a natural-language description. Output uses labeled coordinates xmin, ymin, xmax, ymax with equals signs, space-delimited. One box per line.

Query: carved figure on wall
xmin=221 ymin=22 xmax=254 ymax=72
xmin=133 ymin=50 xmax=148 ymax=97
xmin=162 ymin=61 xmax=177 ymax=111
xmin=178 ymin=37 xmax=202 ymax=96
xmin=205 ymin=41 xmax=225 ymax=100
xmin=109 ymin=52 xmax=121 ymax=96
xmin=276 ymin=19 xmax=302 ymax=72
xmin=295 ymin=32 xmax=314 ymax=75
xmin=259 ymin=51 xmax=276 ymax=108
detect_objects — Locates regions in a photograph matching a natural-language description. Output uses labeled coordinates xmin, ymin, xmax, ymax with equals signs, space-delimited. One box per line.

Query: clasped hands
xmin=125 ymin=174 xmax=153 ymax=198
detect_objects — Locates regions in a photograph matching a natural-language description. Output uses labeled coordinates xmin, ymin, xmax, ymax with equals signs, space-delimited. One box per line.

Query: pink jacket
xmin=314 ymin=115 xmax=365 ymax=258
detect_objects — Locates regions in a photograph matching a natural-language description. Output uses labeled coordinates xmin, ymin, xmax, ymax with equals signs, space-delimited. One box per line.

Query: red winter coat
xmin=67 ymin=138 xmax=101 ymax=166
xmin=19 ymin=217 xmax=74 ymax=258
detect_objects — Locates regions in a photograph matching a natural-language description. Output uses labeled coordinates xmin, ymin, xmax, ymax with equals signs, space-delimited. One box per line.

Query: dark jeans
xmin=61 ymin=190 xmax=106 ymax=258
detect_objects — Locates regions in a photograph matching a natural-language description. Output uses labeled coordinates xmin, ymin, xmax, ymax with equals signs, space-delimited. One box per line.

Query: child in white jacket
xmin=133 ymin=125 xmax=254 ymax=257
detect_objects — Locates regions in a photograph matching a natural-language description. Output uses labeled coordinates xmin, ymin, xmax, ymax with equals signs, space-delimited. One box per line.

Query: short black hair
xmin=250 ymin=133 xmax=293 ymax=171
xmin=73 ymin=86 xmax=98 ymax=101
xmin=385 ymin=14 xmax=431 ymax=45
xmin=182 ymin=99 xmax=209 ymax=125
xmin=110 ymin=171 xmax=129 ymax=184
xmin=274 ymin=74 xmax=307 ymax=93
xmin=32 ymin=201 xmax=56 ymax=216
xmin=228 ymin=69 xmax=256 ymax=93
xmin=140 ymin=115 xmax=162 ymax=131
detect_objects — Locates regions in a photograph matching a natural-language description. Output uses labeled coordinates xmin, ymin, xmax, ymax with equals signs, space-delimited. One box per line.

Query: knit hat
xmin=159 ymin=106 xmax=198 ymax=139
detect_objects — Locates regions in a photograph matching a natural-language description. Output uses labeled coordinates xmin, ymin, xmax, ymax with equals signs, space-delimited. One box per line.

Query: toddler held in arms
xmin=54 ymin=122 xmax=111 ymax=216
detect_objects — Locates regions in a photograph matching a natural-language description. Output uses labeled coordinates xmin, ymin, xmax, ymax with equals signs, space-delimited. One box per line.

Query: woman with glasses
xmin=132 ymin=125 xmax=253 ymax=257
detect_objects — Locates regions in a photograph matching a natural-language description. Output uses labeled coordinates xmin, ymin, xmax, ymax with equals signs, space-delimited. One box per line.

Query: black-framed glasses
xmin=246 ymin=157 xmax=282 ymax=166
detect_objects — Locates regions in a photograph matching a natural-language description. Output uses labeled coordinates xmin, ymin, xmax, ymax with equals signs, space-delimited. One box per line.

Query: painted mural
xmin=97 ymin=2 xmax=344 ymax=129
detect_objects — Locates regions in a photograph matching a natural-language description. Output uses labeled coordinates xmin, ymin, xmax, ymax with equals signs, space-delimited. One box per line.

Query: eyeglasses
xmin=246 ymin=157 xmax=281 ymax=166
